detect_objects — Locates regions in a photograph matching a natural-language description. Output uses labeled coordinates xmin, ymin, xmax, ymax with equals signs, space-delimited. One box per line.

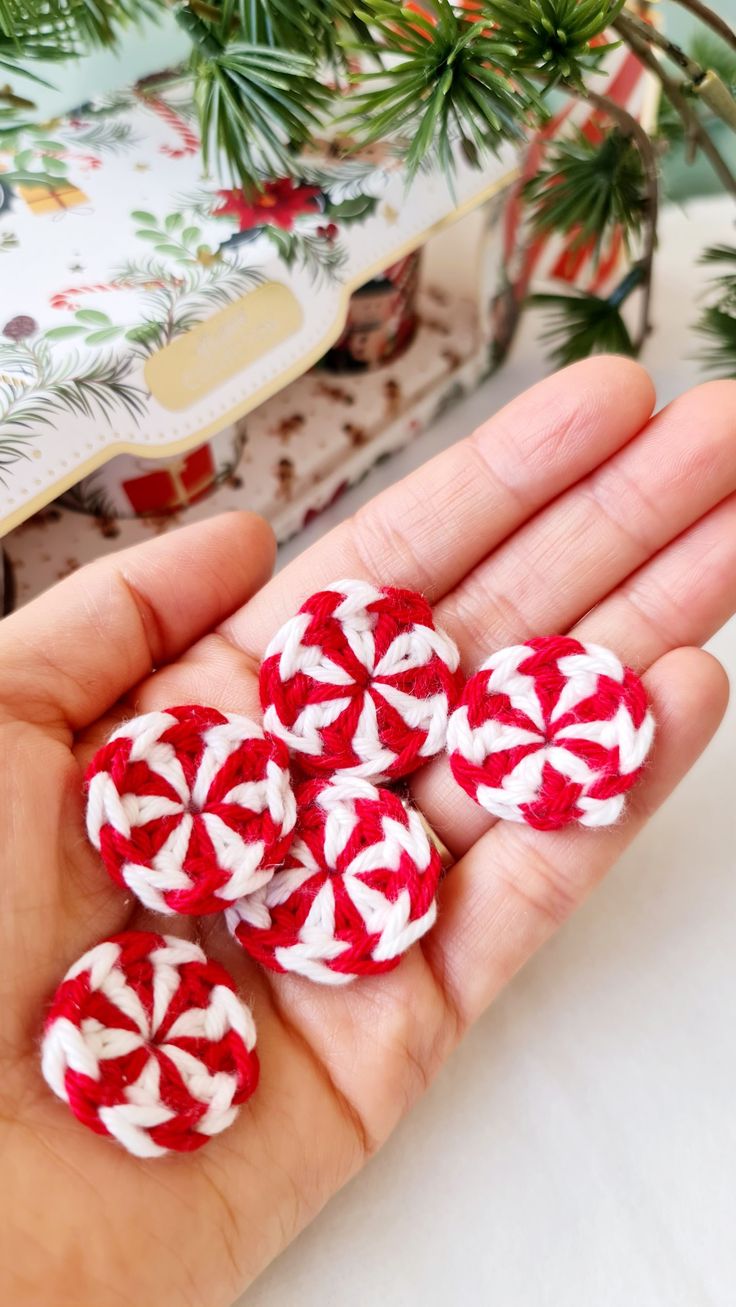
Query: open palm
xmin=2 ymin=357 xmax=735 ymax=1307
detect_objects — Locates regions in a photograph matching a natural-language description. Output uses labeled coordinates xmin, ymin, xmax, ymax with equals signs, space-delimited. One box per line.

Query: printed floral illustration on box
xmin=1 ymin=64 xmax=512 ymax=530
xmin=4 ymin=276 xmax=485 ymax=605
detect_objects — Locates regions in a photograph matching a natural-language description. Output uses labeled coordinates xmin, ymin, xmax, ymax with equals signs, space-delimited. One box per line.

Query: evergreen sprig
xmin=482 ymin=0 xmax=626 ymax=88
xmin=695 ymin=244 xmax=736 ymax=377
xmin=173 ymin=3 xmax=331 ymax=185
xmin=697 ymin=306 xmax=736 ymax=376
xmin=530 ymin=283 xmax=636 ymax=366
xmin=0 ymin=0 xmax=164 ymax=82
xmin=195 ymin=44 xmax=329 ymax=183
xmin=525 ymin=128 xmax=647 ymax=252
xmin=344 ymin=0 xmax=544 ymax=177
xmin=0 ymin=339 xmax=146 ymax=475
xmin=207 ymin=0 xmax=372 ymax=67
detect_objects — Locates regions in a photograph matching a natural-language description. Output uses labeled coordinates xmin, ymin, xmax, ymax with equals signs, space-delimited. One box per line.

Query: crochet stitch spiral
xmin=447 ymin=636 xmax=654 ymax=829
xmin=40 ymin=931 xmax=259 ymax=1157
xmin=259 ymin=579 xmax=462 ymax=781
xmin=226 ymin=776 xmax=442 ymax=984
xmin=86 ymin=705 xmax=296 ymax=914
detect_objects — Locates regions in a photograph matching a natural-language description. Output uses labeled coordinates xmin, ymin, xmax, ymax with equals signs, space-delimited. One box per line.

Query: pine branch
xmin=481 ymin=0 xmax=627 ymax=89
xmin=113 ymin=248 xmax=264 ymax=355
xmin=528 ymin=86 xmax=658 ymax=362
xmin=0 ymin=0 xmax=165 ymax=93
xmin=264 ymin=226 xmax=347 ymax=285
xmin=1 ymin=0 xmax=165 ymax=54
xmin=344 ymin=1 xmax=545 ymax=180
xmin=176 ymin=3 xmax=331 ymax=188
xmin=60 ymin=118 xmax=140 ymax=153
xmin=615 ymin=13 xmax=736 ymax=200
xmin=525 ymin=129 xmax=648 ymax=253
xmin=622 ymin=8 xmax=709 ymax=80
xmin=619 ymin=7 xmax=736 ymax=130
xmin=60 ymin=468 xmax=118 ymax=517
xmin=659 ymin=34 xmax=736 ymax=140
xmin=695 ymin=244 xmax=736 ymax=377
xmin=530 ymin=281 xmax=638 ymax=367
xmin=585 ymin=87 xmax=658 ymax=351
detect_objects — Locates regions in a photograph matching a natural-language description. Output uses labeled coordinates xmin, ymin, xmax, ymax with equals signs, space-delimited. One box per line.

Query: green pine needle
xmin=481 ymin=0 xmax=626 ymax=89
xmin=697 ymin=306 xmax=736 ymax=378
xmin=700 ymin=243 xmax=736 ymax=269
xmin=192 ymin=40 xmax=331 ymax=186
xmin=0 ymin=341 xmax=146 ymax=466
xmin=174 ymin=4 xmax=333 ymax=187
xmin=345 ymin=0 xmax=544 ymax=179
xmin=208 ymin=0 xmax=366 ymax=66
xmin=696 ymin=244 xmax=736 ymax=378
xmin=530 ymin=287 xmax=635 ymax=366
xmin=0 ymin=0 xmax=165 ymax=88
xmin=0 ymin=0 xmax=164 ymax=51
xmin=525 ymin=128 xmax=648 ymax=254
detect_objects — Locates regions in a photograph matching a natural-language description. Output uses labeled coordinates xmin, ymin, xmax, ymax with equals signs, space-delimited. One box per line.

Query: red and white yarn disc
xmin=226 ymin=777 xmax=442 ymax=984
xmin=447 ymin=636 xmax=655 ymax=830
xmin=86 ymin=705 xmax=296 ymax=915
xmin=259 ymin=579 xmax=462 ymax=781
xmin=41 ymin=931 xmax=259 ymax=1157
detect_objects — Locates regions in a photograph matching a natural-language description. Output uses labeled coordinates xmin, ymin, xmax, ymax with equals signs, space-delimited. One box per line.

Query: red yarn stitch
xmin=227 ymin=777 xmax=442 ymax=983
xmin=447 ymin=636 xmax=654 ymax=830
xmin=85 ymin=705 xmax=295 ymax=914
xmin=259 ymin=580 xmax=463 ymax=780
xmin=41 ymin=931 xmax=259 ymax=1155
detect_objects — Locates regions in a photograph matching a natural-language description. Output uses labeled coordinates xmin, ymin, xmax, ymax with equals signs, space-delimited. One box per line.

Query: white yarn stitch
xmin=260 ymin=579 xmax=460 ymax=780
xmin=226 ymin=776 xmax=440 ymax=985
xmin=447 ymin=640 xmax=655 ymax=828
xmin=41 ymin=935 xmax=257 ymax=1158
xmin=86 ymin=709 xmax=296 ymax=914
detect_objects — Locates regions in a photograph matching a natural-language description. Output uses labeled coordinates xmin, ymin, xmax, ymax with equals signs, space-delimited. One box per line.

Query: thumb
xmin=0 ymin=512 xmax=274 ymax=734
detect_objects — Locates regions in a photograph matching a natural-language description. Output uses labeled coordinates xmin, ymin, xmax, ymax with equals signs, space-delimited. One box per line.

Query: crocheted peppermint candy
xmin=259 ymin=579 xmax=462 ymax=780
xmin=226 ymin=776 xmax=442 ymax=984
xmin=86 ymin=705 xmax=296 ymax=915
xmin=447 ymin=636 xmax=654 ymax=830
xmin=41 ymin=931 xmax=259 ymax=1157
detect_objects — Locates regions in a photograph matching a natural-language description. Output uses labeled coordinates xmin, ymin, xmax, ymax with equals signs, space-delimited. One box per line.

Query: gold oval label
xmin=144 ymin=281 xmax=303 ymax=412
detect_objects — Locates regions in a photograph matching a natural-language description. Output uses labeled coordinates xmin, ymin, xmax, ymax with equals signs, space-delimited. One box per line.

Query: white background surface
xmin=240 ymin=197 xmax=736 ymax=1307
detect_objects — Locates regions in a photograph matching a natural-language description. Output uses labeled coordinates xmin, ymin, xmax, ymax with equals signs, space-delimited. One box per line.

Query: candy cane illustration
xmin=137 ymin=93 xmax=200 ymax=158
xmin=50 ymin=275 xmax=171 ymax=311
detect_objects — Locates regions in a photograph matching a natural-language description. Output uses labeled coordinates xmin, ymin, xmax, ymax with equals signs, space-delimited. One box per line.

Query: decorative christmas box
xmin=0 ymin=30 xmax=656 ymax=607
xmin=0 ymin=70 xmax=518 ymax=537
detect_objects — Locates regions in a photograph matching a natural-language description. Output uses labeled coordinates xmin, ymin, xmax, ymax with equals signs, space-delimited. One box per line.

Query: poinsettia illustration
xmin=213 ymin=179 xmax=322 ymax=231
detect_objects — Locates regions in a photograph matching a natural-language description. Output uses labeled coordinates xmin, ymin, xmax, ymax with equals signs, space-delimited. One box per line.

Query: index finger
xmin=220 ymin=356 xmax=654 ymax=655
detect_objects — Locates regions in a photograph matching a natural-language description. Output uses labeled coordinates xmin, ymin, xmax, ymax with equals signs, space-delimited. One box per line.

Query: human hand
xmin=2 ymin=357 xmax=735 ymax=1307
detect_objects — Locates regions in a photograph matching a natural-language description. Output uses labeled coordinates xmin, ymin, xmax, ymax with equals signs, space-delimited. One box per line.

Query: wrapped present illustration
xmin=16 ymin=179 xmax=89 ymax=214
xmin=60 ymin=426 xmax=245 ymax=518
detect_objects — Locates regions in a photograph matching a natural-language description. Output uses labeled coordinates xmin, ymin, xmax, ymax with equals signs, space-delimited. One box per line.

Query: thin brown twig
xmin=620 ymin=8 xmax=736 ymax=129
xmin=581 ymin=88 xmax=659 ymax=350
xmin=615 ymin=14 xmax=736 ymax=199
xmin=665 ymin=0 xmax=736 ymax=54
xmin=622 ymin=8 xmax=704 ymax=80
